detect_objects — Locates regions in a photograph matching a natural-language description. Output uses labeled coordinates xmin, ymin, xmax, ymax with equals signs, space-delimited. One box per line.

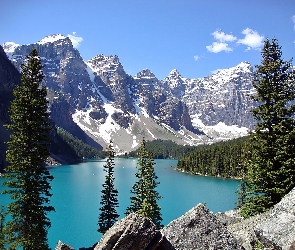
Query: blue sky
xmin=1 ymin=0 xmax=295 ymax=79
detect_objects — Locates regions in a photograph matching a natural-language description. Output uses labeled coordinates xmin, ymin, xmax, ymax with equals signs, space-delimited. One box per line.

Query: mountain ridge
xmin=2 ymin=34 xmax=255 ymax=153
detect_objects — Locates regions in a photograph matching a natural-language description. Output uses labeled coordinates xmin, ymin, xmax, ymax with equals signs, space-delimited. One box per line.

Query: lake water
xmin=0 ymin=158 xmax=240 ymax=249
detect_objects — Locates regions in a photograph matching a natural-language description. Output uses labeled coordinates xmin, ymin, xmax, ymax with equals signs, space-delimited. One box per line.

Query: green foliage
xmin=98 ymin=141 xmax=119 ymax=234
xmin=177 ymin=136 xmax=250 ymax=178
xmin=128 ymin=139 xmax=198 ymax=159
xmin=126 ymin=138 xmax=163 ymax=228
xmin=2 ymin=49 xmax=54 ymax=249
xmin=236 ymin=178 xmax=247 ymax=209
xmin=241 ymin=38 xmax=295 ymax=217
xmin=0 ymin=206 xmax=6 ymax=249
xmin=56 ymin=127 xmax=105 ymax=159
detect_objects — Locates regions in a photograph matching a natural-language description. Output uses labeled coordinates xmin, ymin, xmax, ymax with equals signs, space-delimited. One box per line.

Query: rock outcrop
xmin=56 ymin=188 xmax=295 ymax=249
xmin=55 ymin=240 xmax=74 ymax=250
xmin=161 ymin=203 xmax=243 ymax=250
xmin=254 ymin=187 xmax=295 ymax=249
xmin=219 ymin=187 xmax=295 ymax=250
xmin=94 ymin=213 xmax=175 ymax=250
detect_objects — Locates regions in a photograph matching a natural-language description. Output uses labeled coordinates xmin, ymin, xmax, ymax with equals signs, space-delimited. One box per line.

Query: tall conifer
xmin=0 ymin=206 xmax=5 ymax=249
xmin=98 ymin=141 xmax=119 ymax=234
xmin=126 ymin=138 xmax=163 ymax=228
xmin=241 ymin=38 xmax=295 ymax=217
xmin=2 ymin=49 xmax=54 ymax=249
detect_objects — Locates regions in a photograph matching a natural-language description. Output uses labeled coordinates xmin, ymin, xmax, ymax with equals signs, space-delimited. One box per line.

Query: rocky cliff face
xmin=2 ymin=34 xmax=257 ymax=152
xmin=181 ymin=62 xmax=255 ymax=128
xmin=0 ymin=45 xmax=21 ymax=172
xmin=0 ymin=42 xmax=96 ymax=172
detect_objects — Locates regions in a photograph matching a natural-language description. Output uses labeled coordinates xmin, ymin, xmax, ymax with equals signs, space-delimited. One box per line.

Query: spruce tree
xmin=2 ymin=48 xmax=54 ymax=249
xmin=126 ymin=138 xmax=163 ymax=228
xmin=98 ymin=141 xmax=119 ymax=234
xmin=0 ymin=206 xmax=5 ymax=249
xmin=241 ymin=38 xmax=295 ymax=217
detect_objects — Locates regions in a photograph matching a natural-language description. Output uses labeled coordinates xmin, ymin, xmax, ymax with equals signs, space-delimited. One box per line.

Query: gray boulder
xmin=161 ymin=203 xmax=243 ymax=250
xmin=55 ymin=240 xmax=74 ymax=250
xmin=254 ymin=187 xmax=295 ymax=250
xmin=94 ymin=213 xmax=175 ymax=250
xmin=226 ymin=211 xmax=269 ymax=249
xmin=226 ymin=187 xmax=295 ymax=250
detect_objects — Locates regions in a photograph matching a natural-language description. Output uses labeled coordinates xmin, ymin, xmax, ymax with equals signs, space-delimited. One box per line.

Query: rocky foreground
xmin=56 ymin=187 xmax=295 ymax=250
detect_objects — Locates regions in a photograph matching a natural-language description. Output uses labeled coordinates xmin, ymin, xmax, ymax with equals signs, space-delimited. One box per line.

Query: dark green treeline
xmin=128 ymin=139 xmax=199 ymax=159
xmin=176 ymin=136 xmax=251 ymax=178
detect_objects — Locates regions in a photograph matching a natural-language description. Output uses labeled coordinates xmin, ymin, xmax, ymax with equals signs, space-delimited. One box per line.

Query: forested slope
xmin=176 ymin=136 xmax=250 ymax=178
xmin=128 ymin=139 xmax=199 ymax=159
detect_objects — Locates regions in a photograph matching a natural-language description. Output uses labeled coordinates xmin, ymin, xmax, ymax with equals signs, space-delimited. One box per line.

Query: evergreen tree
xmin=235 ymin=141 xmax=251 ymax=209
xmin=2 ymin=49 xmax=54 ymax=249
xmin=0 ymin=206 xmax=6 ymax=249
xmin=236 ymin=177 xmax=247 ymax=209
xmin=126 ymin=138 xmax=163 ymax=228
xmin=241 ymin=38 xmax=295 ymax=217
xmin=98 ymin=141 xmax=119 ymax=234
xmin=139 ymin=152 xmax=163 ymax=228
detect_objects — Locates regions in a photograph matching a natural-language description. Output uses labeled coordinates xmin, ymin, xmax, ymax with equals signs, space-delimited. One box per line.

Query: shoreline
xmin=174 ymin=167 xmax=242 ymax=181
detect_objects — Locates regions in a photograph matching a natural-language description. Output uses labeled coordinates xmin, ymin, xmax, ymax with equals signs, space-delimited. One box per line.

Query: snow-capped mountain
xmin=2 ymin=34 xmax=255 ymax=152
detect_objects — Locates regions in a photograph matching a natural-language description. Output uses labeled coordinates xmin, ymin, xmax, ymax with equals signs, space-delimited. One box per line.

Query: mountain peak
xmin=134 ymin=69 xmax=156 ymax=79
xmin=235 ymin=61 xmax=252 ymax=72
xmin=37 ymin=34 xmax=67 ymax=45
xmin=2 ymin=42 xmax=20 ymax=53
xmin=168 ymin=69 xmax=181 ymax=77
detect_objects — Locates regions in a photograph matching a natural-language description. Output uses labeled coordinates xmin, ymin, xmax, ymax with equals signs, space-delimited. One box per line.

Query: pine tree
xmin=2 ymin=48 xmax=54 ymax=249
xmin=98 ymin=141 xmax=119 ymax=234
xmin=241 ymin=38 xmax=295 ymax=217
xmin=139 ymin=152 xmax=163 ymax=228
xmin=0 ymin=206 xmax=6 ymax=249
xmin=236 ymin=141 xmax=251 ymax=209
xmin=126 ymin=138 xmax=163 ymax=228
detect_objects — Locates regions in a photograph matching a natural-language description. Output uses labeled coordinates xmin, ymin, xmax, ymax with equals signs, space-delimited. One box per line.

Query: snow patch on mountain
xmin=85 ymin=62 xmax=96 ymax=82
xmin=133 ymin=98 xmax=150 ymax=117
xmin=211 ymin=61 xmax=252 ymax=83
xmin=2 ymin=42 xmax=20 ymax=60
xmin=72 ymin=102 xmax=124 ymax=143
xmin=37 ymin=34 xmax=67 ymax=45
xmin=191 ymin=114 xmax=248 ymax=140
xmin=132 ymin=135 xmax=139 ymax=148
xmin=2 ymin=42 xmax=19 ymax=53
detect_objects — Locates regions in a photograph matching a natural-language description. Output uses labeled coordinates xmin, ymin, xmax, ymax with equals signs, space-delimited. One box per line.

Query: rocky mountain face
xmin=0 ymin=45 xmax=21 ymax=172
xmin=181 ymin=62 xmax=255 ymax=128
xmin=0 ymin=43 xmax=89 ymax=172
xmin=2 ymin=34 xmax=257 ymax=153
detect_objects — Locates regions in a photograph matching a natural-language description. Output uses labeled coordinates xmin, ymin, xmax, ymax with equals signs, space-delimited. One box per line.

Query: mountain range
xmin=1 ymin=34 xmax=256 ymax=154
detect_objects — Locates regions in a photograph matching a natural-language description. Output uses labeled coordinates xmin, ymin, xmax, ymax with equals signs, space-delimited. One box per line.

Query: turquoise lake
xmin=0 ymin=158 xmax=240 ymax=249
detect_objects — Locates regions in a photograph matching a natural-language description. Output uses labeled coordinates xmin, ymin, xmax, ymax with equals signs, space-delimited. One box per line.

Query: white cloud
xmin=194 ymin=55 xmax=200 ymax=61
xmin=67 ymin=32 xmax=83 ymax=48
xmin=237 ymin=28 xmax=264 ymax=50
xmin=292 ymin=15 xmax=295 ymax=29
xmin=212 ymin=30 xmax=237 ymax=42
xmin=206 ymin=29 xmax=236 ymax=53
xmin=206 ymin=42 xmax=233 ymax=53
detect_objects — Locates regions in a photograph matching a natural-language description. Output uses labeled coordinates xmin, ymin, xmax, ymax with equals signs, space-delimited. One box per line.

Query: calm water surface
xmin=0 ymin=159 xmax=240 ymax=249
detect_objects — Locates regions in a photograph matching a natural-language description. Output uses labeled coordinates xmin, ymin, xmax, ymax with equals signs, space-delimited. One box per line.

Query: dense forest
xmin=176 ymin=136 xmax=250 ymax=179
xmin=55 ymin=127 xmax=105 ymax=159
xmin=128 ymin=139 xmax=199 ymax=159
